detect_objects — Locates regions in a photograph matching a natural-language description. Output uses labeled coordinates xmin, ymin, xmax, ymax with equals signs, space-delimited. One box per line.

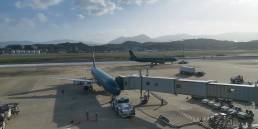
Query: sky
xmin=1 ymin=0 xmax=258 ymax=43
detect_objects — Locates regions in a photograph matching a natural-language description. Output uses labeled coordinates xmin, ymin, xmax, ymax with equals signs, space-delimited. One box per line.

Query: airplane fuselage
xmin=129 ymin=50 xmax=177 ymax=64
xmin=91 ymin=67 xmax=121 ymax=96
xmin=130 ymin=57 xmax=177 ymax=64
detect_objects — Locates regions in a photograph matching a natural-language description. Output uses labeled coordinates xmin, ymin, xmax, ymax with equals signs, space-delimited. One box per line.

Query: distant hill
xmin=0 ymin=40 xmax=97 ymax=48
xmin=154 ymin=34 xmax=197 ymax=42
xmin=95 ymin=39 xmax=258 ymax=52
xmin=3 ymin=32 xmax=258 ymax=47
xmin=108 ymin=34 xmax=152 ymax=44
xmin=205 ymin=32 xmax=258 ymax=42
xmin=82 ymin=37 xmax=258 ymax=54
xmin=0 ymin=41 xmax=35 ymax=48
xmin=155 ymin=32 xmax=258 ymax=42
xmin=108 ymin=32 xmax=258 ymax=44
xmin=3 ymin=38 xmax=258 ymax=53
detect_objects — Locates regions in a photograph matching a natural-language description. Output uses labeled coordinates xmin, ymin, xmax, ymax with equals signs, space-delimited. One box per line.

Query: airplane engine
xmin=73 ymin=80 xmax=82 ymax=85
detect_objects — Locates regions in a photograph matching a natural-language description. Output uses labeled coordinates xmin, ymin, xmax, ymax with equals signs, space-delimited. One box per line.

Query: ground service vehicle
xmin=112 ymin=97 xmax=135 ymax=118
xmin=0 ymin=103 xmax=19 ymax=129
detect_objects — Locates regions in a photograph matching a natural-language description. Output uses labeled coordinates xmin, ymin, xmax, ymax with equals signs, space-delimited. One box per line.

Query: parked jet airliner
xmin=57 ymin=52 xmax=121 ymax=96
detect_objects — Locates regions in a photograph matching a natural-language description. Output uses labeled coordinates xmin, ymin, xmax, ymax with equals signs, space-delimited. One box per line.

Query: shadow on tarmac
xmin=8 ymin=83 xmax=161 ymax=129
xmin=174 ymin=73 xmax=193 ymax=78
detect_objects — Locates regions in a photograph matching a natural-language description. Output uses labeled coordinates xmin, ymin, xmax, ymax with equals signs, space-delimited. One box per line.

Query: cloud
xmin=18 ymin=18 xmax=35 ymax=28
xmin=77 ymin=14 xmax=85 ymax=20
xmin=117 ymin=0 xmax=159 ymax=6
xmin=0 ymin=13 xmax=47 ymax=30
xmin=15 ymin=0 xmax=63 ymax=10
xmin=73 ymin=0 xmax=119 ymax=16
xmin=4 ymin=17 xmax=11 ymax=23
xmin=73 ymin=0 xmax=159 ymax=16
xmin=37 ymin=13 xmax=48 ymax=23
xmin=14 ymin=0 xmax=160 ymax=16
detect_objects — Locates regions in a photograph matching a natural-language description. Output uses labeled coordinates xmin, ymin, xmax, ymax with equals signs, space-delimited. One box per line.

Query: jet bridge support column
xmin=254 ymin=86 xmax=258 ymax=106
xmin=139 ymin=69 xmax=143 ymax=98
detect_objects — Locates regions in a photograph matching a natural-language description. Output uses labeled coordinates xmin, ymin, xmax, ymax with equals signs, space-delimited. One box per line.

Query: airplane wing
xmin=55 ymin=77 xmax=92 ymax=82
xmin=51 ymin=77 xmax=94 ymax=86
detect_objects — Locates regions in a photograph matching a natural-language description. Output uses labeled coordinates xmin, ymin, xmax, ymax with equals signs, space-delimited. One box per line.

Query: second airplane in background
xmin=129 ymin=50 xmax=177 ymax=65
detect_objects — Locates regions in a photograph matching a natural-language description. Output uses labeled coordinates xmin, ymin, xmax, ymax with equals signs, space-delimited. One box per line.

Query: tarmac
xmin=0 ymin=59 xmax=258 ymax=129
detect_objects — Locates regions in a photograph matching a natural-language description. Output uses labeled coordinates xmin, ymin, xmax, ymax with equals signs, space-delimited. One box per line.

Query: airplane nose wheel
xmin=83 ymin=86 xmax=89 ymax=91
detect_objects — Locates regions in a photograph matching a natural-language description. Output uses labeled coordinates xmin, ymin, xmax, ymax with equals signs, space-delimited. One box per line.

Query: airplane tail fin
xmin=92 ymin=49 xmax=96 ymax=67
xmin=129 ymin=50 xmax=137 ymax=59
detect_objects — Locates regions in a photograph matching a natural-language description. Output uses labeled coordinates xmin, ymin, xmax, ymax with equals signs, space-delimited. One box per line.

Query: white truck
xmin=180 ymin=66 xmax=195 ymax=75
xmin=180 ymin=66 xmax=205 ymax=76
xmin=111 ymin=97 xmax=135 ymax=118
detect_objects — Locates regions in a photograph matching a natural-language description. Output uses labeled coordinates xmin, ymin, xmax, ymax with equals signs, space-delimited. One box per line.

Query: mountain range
xmin=108 ymin=34 xmax=153 ymax=44
xmin=108 ymin=32 xmax=258 ymax=44
xmin=0 ymin=40 xmax=97 ymax=48
xmin=2 ymin=32 xmax=258 ymax=47
xmin=6 ymin=39 xmax=258 ymax=53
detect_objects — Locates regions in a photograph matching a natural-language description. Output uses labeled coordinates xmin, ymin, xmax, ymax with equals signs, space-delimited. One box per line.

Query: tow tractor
xmin=111 ymin=97 xmax=135 ymax=118
xmin=230 ymin=75 xmax=244 ymax=84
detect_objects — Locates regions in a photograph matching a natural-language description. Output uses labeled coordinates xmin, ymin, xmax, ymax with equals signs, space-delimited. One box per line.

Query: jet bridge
xmin=116 ymin=75 xmax=258 ymax=105
xmin=118 ymin=75 xmax=176 ymax=94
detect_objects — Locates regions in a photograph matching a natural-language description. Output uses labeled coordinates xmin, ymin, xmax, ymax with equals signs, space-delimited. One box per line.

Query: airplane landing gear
xmin=83 ymin=86 xmax=93 ymax=93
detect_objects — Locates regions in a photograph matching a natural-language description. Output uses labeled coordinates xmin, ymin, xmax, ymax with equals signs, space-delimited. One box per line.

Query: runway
xmin=0 ymin=61 xmax=135 ymax=68
xmin=1 ymin=55 xmax=258 ymax=68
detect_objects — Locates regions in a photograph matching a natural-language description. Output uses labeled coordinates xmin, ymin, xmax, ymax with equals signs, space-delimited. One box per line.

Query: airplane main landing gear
xmin=83 ymin=86 xmax=93 ymax=93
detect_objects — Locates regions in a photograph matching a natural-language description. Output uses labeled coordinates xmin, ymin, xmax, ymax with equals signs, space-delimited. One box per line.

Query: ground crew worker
xmin=95 ymin=112 xmax=98 ymax=121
